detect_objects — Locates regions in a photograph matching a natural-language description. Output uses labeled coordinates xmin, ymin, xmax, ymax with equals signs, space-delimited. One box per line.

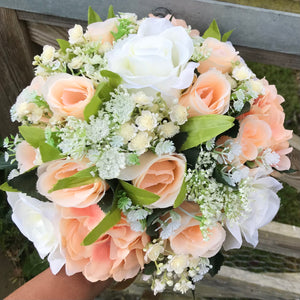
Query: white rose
xmin=106 ymin=18 xmax=198 ymax=96
xmin=7 ymin=192 xmax=65 ymax=274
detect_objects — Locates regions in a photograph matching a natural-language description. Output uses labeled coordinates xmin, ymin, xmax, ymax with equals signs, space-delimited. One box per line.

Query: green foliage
xmin=173 ymin=181 xmax=187 ymax=208
xmin=222 ymin=29 xmax=234 ymax=42
xmin=119 ymin=180 xmax=160 ymax=206
xmin=88 ymin=6 xmax=102 ymax=25
xmin=180 ymin=115 xmax=235 ymax=151
xmin=182 ymin=147 xmax=201 ymax=169
xmin=202 ymin=19 xmax=221 ymax=40
xmin=84 ymin=70 xmax=122 ymax=121
xmin=203 ymin=19 xmax=233 ymax=42
xmin=142 ymin=261 xmax=156 ymax=275
xmin=39 ymin=142 xmax=62 ymax=162
xmin=107 ymin=5 xmax=116 ymax=19
xmin=145 ymin=208 xmax=170 ymax=237
xmin=82 ymin=201 xmax=121 ymax=246
xmin=56 ymin=39 xmax=71 ymax=53
xmin=213 ymin=164 xmax=237 ymax=189
xmin=111 ymin=18 xmax=132 ymax=41
xmin=1 ymin=168 xmax=49 ymax=202
xmin=49 ymin=166 xmax=98 ymax=192
xmin=19 ymin=126 xmax=45 ymax=148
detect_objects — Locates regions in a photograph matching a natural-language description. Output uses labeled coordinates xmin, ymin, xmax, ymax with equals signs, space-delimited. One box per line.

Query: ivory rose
xmin=198 ymin=37 xmax=239 ymax=74
xmin=118 ymin=152 xmax=186 ymax=208
xmin=85 ymin=18 xmax=118 ymax=45
xmin=106 ymin=18 xmax=198 ymax=96
xmin=169 ymin=202 xmax=225 ymax=257
xmin=179 ymin=69 xmax=231 ymax=116
xmin=60 ymin=205 xmax=150 ymax=281
xmin=15 ymin=141 xmax=41 ymax=173
xmin=37 ymin=159 xmax=108 ymax=208
xmin=42 ymin=74 xmax=94 ymax=119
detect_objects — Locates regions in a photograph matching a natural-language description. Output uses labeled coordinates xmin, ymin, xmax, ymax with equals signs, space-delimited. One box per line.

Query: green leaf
xmin=173 ymin=180 xmax=187 ymax=208
xmin=19 ymin=126 xmax=45 ymax=148
xmin=0 ymin=182 xmax=19 ymax=192
xmin=180 ymin=115 xmax=235 ymax=151
xmin=119 ymin=180 xmax=160 ymax=206
xmin=100 ymin=70 xmax=122 ymax=88
xmin=39 ymin=142 xmax=62 ymax=163
xmin=222 ymin=29 xmax=234 ymax=42
xmin=213 ymin=164 xmax=237 ymax=189
xmin=111 ymin=19 xmax=131 ymax=41
xmin=221 ymin=119 xmax=239 ymax=139
xmin=202 ymin=19 xmax=221 ymax=40
xmin=209 ymin=252 xmax=224 ymax=276
xmin=49 ymin=166 xmax=98 ymax=192
xmin=143 ymin=261 xmax=156 ymax=275
xmin=88 ymin=6 xmax=102 ymax=25
xmin=172 ymin=132 xmax=188 ymax=153
xmin=0 ymin=153 xmax=17 ymax=171
xmin=84 ymin=82 xmax=113 ymax=121
xmin=82 ymin=204 xmax=121 ymax=246
xmin=5 ymin=168 xmax=49 ymax=202
xmin=182 ymin=147 xmax=200 ymax=169
xmin=107 ymin=5 xmax=116 ymax=19
xmin=56 ymin=39 xmax=71 ymax=53
xmin=146 ymin=208 xmax=170 ymax=237
xmin=84 ymin=70 xmax=122 ymax=121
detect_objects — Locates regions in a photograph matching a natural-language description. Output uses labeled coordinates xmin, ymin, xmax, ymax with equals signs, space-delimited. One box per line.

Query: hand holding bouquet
xmin=1 ymin=6 xmax=292 ymax=295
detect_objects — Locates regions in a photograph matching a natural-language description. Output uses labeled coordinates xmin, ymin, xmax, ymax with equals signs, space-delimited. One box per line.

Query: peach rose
xmin=247 ymin=80 xmax=293 ymax=145
xmin=118 ymin=152 xmax=186 ymax=208
xmin=15 ymin=141 xmax=41 ymax=173
xmin=37 ymin=159 xmax=108 ymax=208
xmin=85 ymin=18 xmax=118 ymax=45
xmin=197 ymin=37 xmax=239 ymax=74
xmin=169 ymin=202 xmax=225 ymax=257
xmin=149 ymin=14 xmax=200 ymax=37
xmin=241 ymin=80 xmax=293 ymax=169
xmin=237 ymin=115 xmax=272 ymax=162
xmin=179 ymin=69 xmax=231 ymax=116
xmin=42 ymin=74 xmax=94 ymax=119
xmin=270 ymin=141 xmax=292 ymax=171
xmin=60 ymin=205 xmax=150 ymax=282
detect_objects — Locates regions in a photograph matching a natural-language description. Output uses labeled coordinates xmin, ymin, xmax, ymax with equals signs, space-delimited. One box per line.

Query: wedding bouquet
xmin=1 ymin=6 xmax=293 ymax=295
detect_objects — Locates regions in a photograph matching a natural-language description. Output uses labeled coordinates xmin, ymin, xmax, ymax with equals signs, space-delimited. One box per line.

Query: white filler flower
xmin=106 ymin=18 xmax=198 ymax=96
xmin=7 ymin=192 xmax=65 ymax=274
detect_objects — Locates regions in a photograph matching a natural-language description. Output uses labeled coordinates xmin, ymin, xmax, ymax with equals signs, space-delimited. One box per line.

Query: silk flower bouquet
xmin=1 ymin=6 xmax=293 ymax=295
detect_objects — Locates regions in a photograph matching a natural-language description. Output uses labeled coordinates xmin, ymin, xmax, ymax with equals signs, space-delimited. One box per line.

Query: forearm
xmin=5 ymin=267 xmax=112 ymax=300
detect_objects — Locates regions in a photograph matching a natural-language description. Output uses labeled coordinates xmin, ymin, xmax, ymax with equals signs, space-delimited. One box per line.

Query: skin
xmin=5 ymin=267 xmax=113 ymax=300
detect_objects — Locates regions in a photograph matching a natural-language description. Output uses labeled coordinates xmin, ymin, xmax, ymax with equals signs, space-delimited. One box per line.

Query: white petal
xmin=138 ymin=18 xmax=173 ymax=36
xmin=223 ymin=220 xmax=242 ymax=251
xmin=48 ymin=245 xmax=65 ymax=275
